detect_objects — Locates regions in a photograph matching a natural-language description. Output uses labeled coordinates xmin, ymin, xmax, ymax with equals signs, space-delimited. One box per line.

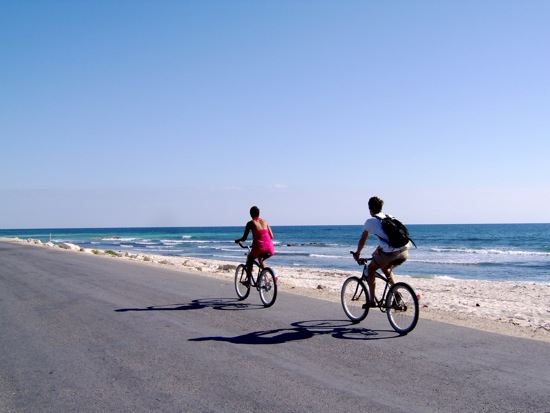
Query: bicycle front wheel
xmin=341 ymin=276 xmax=370 ymax=323
xmin=386 ymin=282 xmax=419 ymax=335
xmin=234 ymin=264 xmax=250 ymax=300
xmin=258 ymin=268 xmax=277 ymax=307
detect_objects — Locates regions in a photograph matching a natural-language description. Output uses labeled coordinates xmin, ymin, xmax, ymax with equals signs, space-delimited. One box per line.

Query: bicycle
xmin=234 ymin=242 xmax=278 ymax=307
xmin=341 ymin=251 xmax=419 ymax=335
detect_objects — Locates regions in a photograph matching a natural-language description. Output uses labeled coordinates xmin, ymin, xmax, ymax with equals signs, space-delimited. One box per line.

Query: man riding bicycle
xmin=352 ymin=196 xmax=410 ymax=307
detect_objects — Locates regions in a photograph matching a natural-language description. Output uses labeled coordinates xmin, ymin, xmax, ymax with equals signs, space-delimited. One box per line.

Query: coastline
xmin=3 ymin=237 xmax=550 ymax=343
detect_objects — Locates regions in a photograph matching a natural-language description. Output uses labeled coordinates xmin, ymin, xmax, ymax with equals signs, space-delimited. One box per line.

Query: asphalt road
xmin=1 ymin=241 xmax=549 ymax=413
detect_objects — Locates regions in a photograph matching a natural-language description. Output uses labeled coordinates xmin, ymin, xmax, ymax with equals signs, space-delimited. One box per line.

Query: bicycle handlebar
xmin=237 ymin=241 xmax=250 ymax=250
xmin=350 ymin=251 xmax=372 ymax=266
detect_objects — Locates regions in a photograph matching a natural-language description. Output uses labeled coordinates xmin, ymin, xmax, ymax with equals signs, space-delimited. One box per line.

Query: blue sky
xmin=1 ymin=1 xmax=549 ymax=228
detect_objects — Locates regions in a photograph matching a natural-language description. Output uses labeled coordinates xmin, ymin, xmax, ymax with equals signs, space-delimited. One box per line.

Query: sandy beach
xmin=3 ymin=237 xmax=550 ymax=344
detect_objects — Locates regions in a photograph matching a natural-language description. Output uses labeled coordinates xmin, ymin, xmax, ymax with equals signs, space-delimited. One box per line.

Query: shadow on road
xmin=114 ymin=298 xmax=262 ymax=313
xmin=189 ymin=319 xmax=401 ymax=344
xmin=115 ymin=299 xmax=402 ymax=343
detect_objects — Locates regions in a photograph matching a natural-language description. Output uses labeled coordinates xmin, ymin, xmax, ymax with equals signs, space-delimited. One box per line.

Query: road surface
xmin=1 ymin=241 xmax=548 ymax=412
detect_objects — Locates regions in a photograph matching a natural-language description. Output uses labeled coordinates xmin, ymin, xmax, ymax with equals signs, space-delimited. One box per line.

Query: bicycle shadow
xmin=116 ymin=300 xmax=404 ymax=343
xmin=114 ymin=297 xmax=263 ymax=313
xmin=189 ymin=319 xmax=401 ymax=345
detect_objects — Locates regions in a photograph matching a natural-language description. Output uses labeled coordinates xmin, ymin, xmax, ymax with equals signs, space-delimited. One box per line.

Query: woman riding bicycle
xmin=234 ymin=206 xmax=275 ymax=286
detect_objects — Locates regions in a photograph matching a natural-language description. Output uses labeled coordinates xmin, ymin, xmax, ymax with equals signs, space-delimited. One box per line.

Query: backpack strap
xmin=373 ymin=215 xmax=391 ymax=245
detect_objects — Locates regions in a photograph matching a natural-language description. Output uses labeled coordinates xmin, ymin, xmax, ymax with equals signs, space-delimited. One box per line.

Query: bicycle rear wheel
xmin=341 ymin=276 xmax=370 ymax=323
xmin=258 ymin=268 xmax=277 ymax=307
xmin=234 ymin=264 xmax=250 ymax=300
xmin=386 ymin=282 xmax=419 ymax=335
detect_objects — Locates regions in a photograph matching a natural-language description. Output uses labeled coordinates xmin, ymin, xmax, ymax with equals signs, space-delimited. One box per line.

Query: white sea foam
xmin=101 ymin=237 xmax=136 ymax=242
xmin=133 ymin=240 xmax=156 ymax=245
xmin=432 ymin=247 xmax=550 ymax=256
xmin=221 ymin=248 xmax=240 ymax=253
xmin=271 ymin=250 xmax=308 ymax=256
xmin=180 ymin=240 xmax=224 ymax=244
xmin=310 ymin=254 xmax=344 ymax=259
xmin=409 ymin=258 xmax=490 ymax=265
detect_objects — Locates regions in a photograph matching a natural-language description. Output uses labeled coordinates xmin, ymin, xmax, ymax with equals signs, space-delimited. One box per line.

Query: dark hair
xmin=368 ymin=196 xmax=384 ymax=214
xmin=250 ymin=206 xmax=260 ymax=218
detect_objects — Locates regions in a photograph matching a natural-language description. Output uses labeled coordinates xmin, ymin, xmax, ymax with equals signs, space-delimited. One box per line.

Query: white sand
xmin=4 ymin=237 xmax=550 ymax=343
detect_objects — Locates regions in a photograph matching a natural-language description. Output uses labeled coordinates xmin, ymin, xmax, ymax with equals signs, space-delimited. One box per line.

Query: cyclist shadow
xmin=189 ymin=319 xmax=401 ymax=345
xmin=114 ymin=297 xmax=263 ymax=313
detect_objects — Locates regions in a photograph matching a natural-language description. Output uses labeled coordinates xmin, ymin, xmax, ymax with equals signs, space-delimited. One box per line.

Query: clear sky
xmin=1 ymin=1 xmax=549 ymax=229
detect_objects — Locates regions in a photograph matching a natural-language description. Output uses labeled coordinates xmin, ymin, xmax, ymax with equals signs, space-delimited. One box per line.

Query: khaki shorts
xmin=373 ymin=248 xmax=409 ymax=268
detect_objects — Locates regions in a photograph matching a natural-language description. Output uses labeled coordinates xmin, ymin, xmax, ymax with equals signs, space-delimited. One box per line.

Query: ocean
xmin=1 ymin=224 xmax=549 ymax=285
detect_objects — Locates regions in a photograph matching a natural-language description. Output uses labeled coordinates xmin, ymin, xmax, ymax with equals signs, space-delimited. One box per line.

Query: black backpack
xmin=375 ymin=215 xmax=416 ymax=248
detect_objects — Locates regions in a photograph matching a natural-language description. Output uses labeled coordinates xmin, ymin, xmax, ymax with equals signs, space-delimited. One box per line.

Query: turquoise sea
xmin=1 ymin=224 xmax=549 ymax=285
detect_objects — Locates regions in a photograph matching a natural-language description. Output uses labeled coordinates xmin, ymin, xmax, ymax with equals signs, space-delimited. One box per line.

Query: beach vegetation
xmin=105 ymin=250 xmax=117 ymax=256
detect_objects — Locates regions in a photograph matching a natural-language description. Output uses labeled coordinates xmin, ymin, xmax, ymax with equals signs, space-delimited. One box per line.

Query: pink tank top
xmin=251 ymin=219 xmax=275 ymax=257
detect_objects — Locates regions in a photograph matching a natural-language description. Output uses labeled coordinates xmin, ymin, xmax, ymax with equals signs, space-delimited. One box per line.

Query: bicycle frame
xmin=249 ymin=263 xmax=262 ymax=289
xmin=238 ymin=243 xmax=265 ymax=289
xmin=359 ymin=262 xmax=392 ymax=312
